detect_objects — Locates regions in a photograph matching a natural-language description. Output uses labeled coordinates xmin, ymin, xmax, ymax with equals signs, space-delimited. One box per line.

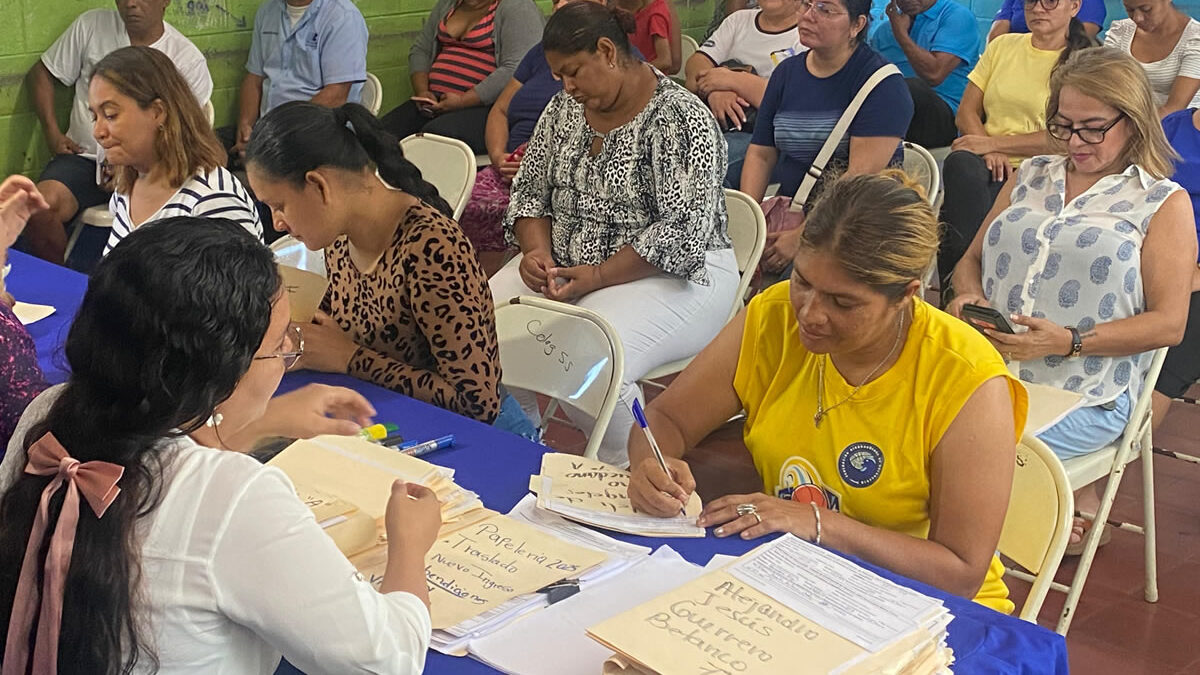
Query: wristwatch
xmin=1065 ymin=326 xmax=1083 ymax=358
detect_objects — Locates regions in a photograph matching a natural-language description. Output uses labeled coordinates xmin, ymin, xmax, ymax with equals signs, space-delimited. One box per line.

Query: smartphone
xmin=412 ymin=95 xmax=438 ymax=115
xmin=506 ymin=143 xmax=528 ymax=163
xmin=961 ymin=304 xmax=1016 ymax=334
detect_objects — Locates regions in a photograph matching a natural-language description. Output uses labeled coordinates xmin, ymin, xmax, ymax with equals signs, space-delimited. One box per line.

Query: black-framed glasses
xmin=1047 ymin=113 xmax=1126 ymax=144
xmin=1023 ymin=0 xmax=1060 ymax=9
xmin=253 ymin=324 xmax=304 ymax=370
xmin=798 ymin=0 xmax=847 ymax=17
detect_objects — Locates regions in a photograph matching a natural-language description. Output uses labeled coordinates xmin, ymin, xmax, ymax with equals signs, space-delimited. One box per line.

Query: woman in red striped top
xmin=381 ymin=0 xmax=544 ymax=154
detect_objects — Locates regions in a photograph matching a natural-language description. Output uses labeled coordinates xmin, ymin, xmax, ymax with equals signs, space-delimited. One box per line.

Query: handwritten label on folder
xmin=589 ymin=570 xmax=859 ymax=675
xmin=536 ymin=454 xmax=704 ymax=537
xmin=353 ymin=514 xmax=607 ymax=630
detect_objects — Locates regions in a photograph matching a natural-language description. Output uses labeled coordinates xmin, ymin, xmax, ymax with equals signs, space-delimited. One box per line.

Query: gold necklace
xmin=814 ymin=308 xmax=906 ymax=428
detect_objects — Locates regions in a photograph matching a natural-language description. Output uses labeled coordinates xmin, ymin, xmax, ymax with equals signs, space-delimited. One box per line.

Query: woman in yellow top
xmin=627 ymin=172 xmax=1028 ymax=613
xmin=937 ymin=0 xmax=1094 ymax=290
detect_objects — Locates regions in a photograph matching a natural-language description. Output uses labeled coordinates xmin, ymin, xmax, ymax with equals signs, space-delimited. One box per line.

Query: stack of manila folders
xmin=268 ymin=436 xmax=647 ymax=654
xmin=270 ymin=437 xmax=953 ymax=673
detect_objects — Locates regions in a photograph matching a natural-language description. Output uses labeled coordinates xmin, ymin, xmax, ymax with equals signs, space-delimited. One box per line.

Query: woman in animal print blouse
xmin=490 ymin=3 xmax=739 ymax=464
xmin=246 ymin=101 xmax=533 ymax=437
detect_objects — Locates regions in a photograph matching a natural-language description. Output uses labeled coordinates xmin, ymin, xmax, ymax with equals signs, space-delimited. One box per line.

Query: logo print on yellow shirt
xmin=775 ymin=456 xmax=841 ymax=512
xmin=838 ymin=442 xmax=884 ymax=488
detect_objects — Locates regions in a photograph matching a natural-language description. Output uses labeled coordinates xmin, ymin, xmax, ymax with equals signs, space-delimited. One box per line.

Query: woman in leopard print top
xmin=246 ymin=102 xmax=515 ymax=428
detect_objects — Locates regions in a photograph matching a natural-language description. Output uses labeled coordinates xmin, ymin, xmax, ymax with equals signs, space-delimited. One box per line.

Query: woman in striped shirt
xmin=89 ymin=47 xmax=262 ymax=256
xmin=380 ymin=0 xmax=543 ymax=154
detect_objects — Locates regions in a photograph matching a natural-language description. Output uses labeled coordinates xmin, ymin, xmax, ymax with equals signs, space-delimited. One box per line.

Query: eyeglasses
xmin=253 ymin=324 xmax=304 ymax=370
xmin=1023 ymin=0 xmax=1060 ymax=9
xmin=798 ymin=0 xmax=847 ymax=18
xmin=1046 ymin=113 xmax=1126 ymax=144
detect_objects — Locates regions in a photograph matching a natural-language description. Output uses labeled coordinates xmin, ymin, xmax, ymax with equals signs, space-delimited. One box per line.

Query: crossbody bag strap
xmin=789 ymin=62 xmax=902 ymax=211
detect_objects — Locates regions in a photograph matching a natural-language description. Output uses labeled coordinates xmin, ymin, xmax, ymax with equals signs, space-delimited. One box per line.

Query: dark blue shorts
xmin=38 ymin=154 xmax=111 ymax=217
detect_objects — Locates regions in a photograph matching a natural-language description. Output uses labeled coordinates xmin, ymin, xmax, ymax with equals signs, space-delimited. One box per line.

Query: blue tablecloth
xmin=8 ymin=250 xmax=1069 ymax=674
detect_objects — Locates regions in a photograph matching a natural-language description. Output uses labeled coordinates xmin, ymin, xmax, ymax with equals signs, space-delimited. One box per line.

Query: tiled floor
xmin=541 ymin=386 xmax=1200 ymax=674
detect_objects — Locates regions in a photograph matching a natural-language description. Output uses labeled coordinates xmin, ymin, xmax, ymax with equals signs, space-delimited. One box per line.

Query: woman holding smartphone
xmin=949 ymin=49 xmax=1195 ymax=552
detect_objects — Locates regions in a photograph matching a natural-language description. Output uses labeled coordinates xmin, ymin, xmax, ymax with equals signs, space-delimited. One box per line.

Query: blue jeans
xmin=492 ymin=388 xmax=540 ymax=442
xmin=724 ymin=131 xmax=754 ymax=189
xmin=1038 ymin=389 xmax=1132 ymax=460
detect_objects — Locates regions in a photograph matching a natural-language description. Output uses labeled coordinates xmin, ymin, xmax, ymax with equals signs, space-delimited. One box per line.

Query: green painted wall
xmin=0 ymin=0 xmax=716 ymax=178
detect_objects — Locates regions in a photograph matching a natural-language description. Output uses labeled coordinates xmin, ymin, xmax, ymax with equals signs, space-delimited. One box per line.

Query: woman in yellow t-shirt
xmin=937 ymin=0 xmax=1095 ymax=290
xmin=627 ymin=172 xmax=1028 ymax=613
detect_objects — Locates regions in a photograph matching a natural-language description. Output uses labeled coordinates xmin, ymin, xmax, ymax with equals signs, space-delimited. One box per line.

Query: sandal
xmin=1065 ymin=517 xmax=1112 ymax=557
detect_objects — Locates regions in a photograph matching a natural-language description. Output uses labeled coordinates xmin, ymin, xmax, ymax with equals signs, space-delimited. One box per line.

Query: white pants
xmin=489 ymin=249 xmax=739 ymax=465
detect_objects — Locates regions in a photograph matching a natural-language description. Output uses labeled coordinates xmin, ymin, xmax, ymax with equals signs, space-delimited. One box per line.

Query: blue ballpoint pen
xmin=398 ymin=434 xmax=455 ymax=457
xmin=631 ymin=399 xmax=686 ymax=516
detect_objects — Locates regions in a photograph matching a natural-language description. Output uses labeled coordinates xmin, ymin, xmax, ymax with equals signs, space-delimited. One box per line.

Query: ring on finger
xmin=736 ymin=503 xmax=757 ymax=517
xmin=752 ymin=512 xmax=762 ymax=525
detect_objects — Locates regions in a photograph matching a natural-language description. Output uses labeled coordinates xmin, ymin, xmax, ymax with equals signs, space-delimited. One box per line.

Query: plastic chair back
xmin=676 ymin=35 xmax=700 ymax=81
xmin=398 ymin=133 xmax=477 ymax=221
xmin=902 ymin=141 xmax=941 ymax=206
xmin=495 ymin=296 xmax=624 ymax=459
xmin=361 ymin=73 xmax=383 ymax=115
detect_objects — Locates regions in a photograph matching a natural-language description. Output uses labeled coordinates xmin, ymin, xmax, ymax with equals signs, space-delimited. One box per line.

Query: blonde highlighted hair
xmin=1047 ymin=47 xmax=1179 ymax=179
xmin=91 ymin=46 xmax=224 ymax=194
xmin=798 ymin=170 xmax=939 ymax=300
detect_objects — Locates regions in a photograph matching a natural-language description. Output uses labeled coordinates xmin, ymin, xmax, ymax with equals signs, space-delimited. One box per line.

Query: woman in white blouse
xmin=0 ymin=219 xmax=437 ymax=674
xmin=490 ymin=2 xmax=738 ymax=465
xmin=1105 ymin=0 xmax=1200 ymax=117
xmin=91 ymin=46 xmax=263 ymax=256
xmin=949 ymin=49 xmax=1194 ymax=552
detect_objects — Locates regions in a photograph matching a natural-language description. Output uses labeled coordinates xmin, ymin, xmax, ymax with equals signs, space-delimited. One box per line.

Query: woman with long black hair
xmin=246 ymin=102 xmax=535 ymax=438
xmin=0 ymin=219 xmax=439 ymax=674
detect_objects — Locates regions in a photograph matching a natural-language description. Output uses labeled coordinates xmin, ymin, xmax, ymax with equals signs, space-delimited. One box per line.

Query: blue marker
xmin=398 ymin=434 xmax=455 ymax=457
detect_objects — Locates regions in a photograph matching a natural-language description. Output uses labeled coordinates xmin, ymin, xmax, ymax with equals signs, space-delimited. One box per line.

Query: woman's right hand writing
xmin=385 ymin=481 xmax=441 ymax=555
xmin=628 ymin=456 xmax=696 ymax=517
xmin=519 ymin=249 xmax=555 ymax=292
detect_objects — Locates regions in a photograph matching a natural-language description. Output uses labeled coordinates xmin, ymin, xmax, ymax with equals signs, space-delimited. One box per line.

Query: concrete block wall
xmin=0 ymin=0 xmax=1194 ymax=178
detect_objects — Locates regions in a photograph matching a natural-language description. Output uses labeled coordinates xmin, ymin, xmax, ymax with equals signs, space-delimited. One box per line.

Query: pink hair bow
xmin=2 ymin=433 xmax=124 ymax=675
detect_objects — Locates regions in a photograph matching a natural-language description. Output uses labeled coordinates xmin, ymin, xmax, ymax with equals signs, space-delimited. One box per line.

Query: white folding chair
xmin=902 ymin=141 xmax=941 ymax=292
xmin=901 ymin=141 xmax=941 ymax=207
xmin=638 ymin=188 xmax=767 ymax=387
xmin=203 ymin=99 xmax=215 ymax=127
xmin=674 ymin=35 xmax=699 ymax=82
xmin=399 ymin=132 xmax=477 ymax=221
xmin=360 ymin=73 xmax=383 ymax=116
xmin=1000 ymin=434 xmax=1074 ymax=625
xmin=270 ymin=234 xmax=327 ymax=277
xmin=1034 ymin=347 xmax=1169 ymax=635
xmin=495 ymin=296 xmax=625 ymax=459
xmin=63 ymin=205 xmax=113 ymax=261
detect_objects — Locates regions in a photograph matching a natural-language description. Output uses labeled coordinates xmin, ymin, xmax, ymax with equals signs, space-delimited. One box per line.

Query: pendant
xmin=813 ymin=411 xmax=823 ymax=428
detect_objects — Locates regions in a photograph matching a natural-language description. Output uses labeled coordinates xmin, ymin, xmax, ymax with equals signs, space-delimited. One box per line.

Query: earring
xmin=205 ymin=412 xmax=224 ymax=428
xmin=609 ymin=62 xmax=615 ymax=69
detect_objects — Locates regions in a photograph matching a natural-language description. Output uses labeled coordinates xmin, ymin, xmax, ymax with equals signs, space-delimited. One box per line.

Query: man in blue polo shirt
xmin=869 ymin=0 xmax=978 ymax=149
xmin=227 ymin=0 xmax=368 ymax=159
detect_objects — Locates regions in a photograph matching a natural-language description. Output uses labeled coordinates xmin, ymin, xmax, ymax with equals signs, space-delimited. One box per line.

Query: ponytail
xmin=245 ymin=102 xmax=453 ymax=218
xmin=1057 ymin=17 xmax=1096 ymax=67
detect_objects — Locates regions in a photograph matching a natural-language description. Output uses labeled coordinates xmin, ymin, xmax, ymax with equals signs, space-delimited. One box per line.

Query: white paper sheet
xmin=728 ymin=535 xmax=946 ymax=653
xmin=469 ymin=547 xmax=707 ymax=675
xmin=13 ymin=302 xmax=55 ymax=326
